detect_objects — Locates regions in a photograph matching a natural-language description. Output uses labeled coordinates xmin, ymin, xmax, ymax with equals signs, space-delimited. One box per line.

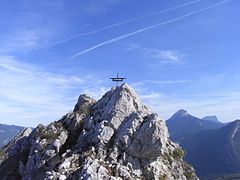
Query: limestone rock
xmin=0 ymin=83 xmax=198 ymax=180
xmin=73 ymin=94 xmax=96 ymax=115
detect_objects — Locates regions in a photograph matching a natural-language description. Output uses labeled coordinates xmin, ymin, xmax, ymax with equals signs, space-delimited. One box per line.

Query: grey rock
xmin=0 ymin=83 xmax=198 ymax=180
xmin=73 ymin=94 xmax=96 ymax=115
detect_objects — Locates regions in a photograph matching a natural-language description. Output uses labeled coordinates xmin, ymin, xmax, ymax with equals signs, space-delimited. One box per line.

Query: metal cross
xmin=109 ymin=73 xmax=126 ymax=86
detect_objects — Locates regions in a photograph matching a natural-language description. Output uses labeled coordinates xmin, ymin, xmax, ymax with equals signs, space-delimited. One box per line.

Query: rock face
xmin=0 ymin=83 xmax=198 ymax=180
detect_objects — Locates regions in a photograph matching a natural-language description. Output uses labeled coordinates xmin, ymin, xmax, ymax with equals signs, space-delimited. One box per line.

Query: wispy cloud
xmin=132 ymin=73 xmax=240 ymax=123
xmin=52 ymin=0 xmax=202 ymax=46
xmin=131 ymin=80 xmax=192 ymax=90
xmin=1 ymin=56 xmax=239 ymax=126
xmin=0 ymin=56 xmax=33 ymax=73
xmin=147 ymin=80 xmax=192 ymax=84
xmin=135 ymin=89 xmax=240 ymax=122
xmin=0 ymin=30 xmax=40 ymax=53
xmin=128 ymin=44 xmax=185 ymax=63
xmin=41 ymin=0 xmax=232 ymax=69
xmin=0 ymin=56 xmax=108 ymax=127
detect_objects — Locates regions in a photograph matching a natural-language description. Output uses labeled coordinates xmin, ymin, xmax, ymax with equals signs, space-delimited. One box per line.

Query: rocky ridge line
xmin=0 ymin=83 xmax=198 ymax=180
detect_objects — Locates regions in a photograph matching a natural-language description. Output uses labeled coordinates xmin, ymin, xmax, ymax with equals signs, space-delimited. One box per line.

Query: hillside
xmin=182 ymin=120 xmax=240 ymax=177
xmin=0 ymin=124 xmax=24 ymax=147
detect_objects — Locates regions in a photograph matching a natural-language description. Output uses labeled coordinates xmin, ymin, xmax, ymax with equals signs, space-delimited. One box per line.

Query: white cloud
xmin=130 ymin=75 xmax=240 ymax=123
xmin=128 ymin=44 xmax=185 ymax=63
xmin=135 ymin=89 xmax=240 ymax=123
xmin=141 ymin=92 xmax=163 ymax=99
xmin=0 ymin=30 xmax=40 ymax=53
xmin=131 ymin=80 xmax=192 ymax=99
xmin=0 ymin=56 xmax=32 ymax=73
xmin=146 ymin=80 xmax=192 ymax=84
xmin=1 ymin=56 xmax=238 ymax=126
xmin=0 ymin=56 xmax=108 ymax=127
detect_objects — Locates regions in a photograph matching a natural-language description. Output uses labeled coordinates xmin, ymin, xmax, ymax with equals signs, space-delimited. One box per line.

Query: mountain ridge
xmin=0 ymin=124 xmax=25 ymax=148
xmin=201 ymin=116 xmax=222 ymax=124
xmin=0 ymin=83 xmax=198 ymax=180
xmin=166 ymin=109 xmax=240 ymax=177
xmin=182 ymin=119 xmax=240 ymax=177
xmin=166 ymin=109 xmax=225 ymax=143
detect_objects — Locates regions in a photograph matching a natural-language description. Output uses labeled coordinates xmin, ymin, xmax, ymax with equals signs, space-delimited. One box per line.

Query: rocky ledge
xmin=0 ymin=83 xmax=198 ymax=180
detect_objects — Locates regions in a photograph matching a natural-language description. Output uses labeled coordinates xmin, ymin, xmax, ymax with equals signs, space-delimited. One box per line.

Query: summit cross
xmin=109 ymin=73 xmax=126 ymax=85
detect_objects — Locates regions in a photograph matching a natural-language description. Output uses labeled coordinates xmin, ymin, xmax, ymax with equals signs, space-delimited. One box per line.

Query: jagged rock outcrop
xmin=0 ymin=83 xmax=198 ymax=180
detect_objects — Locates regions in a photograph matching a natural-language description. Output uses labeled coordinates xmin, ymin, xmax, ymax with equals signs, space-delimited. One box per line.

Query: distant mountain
xmin=182 ymin=120 xmax=240 ymax=177
xmin=166 ymin=110 xmax=240 ymax=177
xmin=166 ymin=109 xmax=225 ymax=143
xmin=202 ymin=116 xmax=222 ymax=124
xmin=0 ymin=124 xmax=24 ymax=147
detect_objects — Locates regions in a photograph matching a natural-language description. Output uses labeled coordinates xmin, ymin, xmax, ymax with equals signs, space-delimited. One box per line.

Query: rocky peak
xmin=172 ymin=109 xmax=190 ymax=119
xmin=73 ymin=94 xmax=96 ymax=114
xmin=96 ymin=83 xmax=149 ymax=112
xmin=227 ymin=120 xmax=240 ymax=134
xmin=202 ymin=116 xmax=221 ymax=124
xmin=91 ymin=83 xmax=150 ymax=129
xmin=230 ymin=120 xmax=240 ymax=126
xmin=0 ymin=83 xmax=198 ymax=180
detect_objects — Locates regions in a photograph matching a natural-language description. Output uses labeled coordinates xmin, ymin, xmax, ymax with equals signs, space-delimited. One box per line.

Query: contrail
xmin=51 ymin=0 xmax=202 ymax=46
xmin=39 ymin=0 xmax=232 ymax=70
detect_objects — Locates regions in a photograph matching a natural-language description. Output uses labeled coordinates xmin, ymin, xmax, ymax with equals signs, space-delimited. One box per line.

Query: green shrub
xmin=159 ymin=174 xmax=167 ymax=180
xmin=163 ymin=153 xmax=173 ymax=165
xmin=172 ymin=148 xmax=184 ymax=159
xmin=184 ymin=172 xmax=194 ymax=180
xmin=0 ymin=149 xmax=5 ymax=158
xmin=38 ymin=126 xmax=59 ymax=140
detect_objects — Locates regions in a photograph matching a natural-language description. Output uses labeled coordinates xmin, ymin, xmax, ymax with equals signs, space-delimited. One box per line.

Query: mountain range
xmin=182 ymin=120 xmax=240 ymax=177
xmin=166 ymin=109 xmax=224 ymax=143
xmin=0 ymin=124 xmax=24 ymax=148
xmin=166 ymin=110 xmax=240 ymax=178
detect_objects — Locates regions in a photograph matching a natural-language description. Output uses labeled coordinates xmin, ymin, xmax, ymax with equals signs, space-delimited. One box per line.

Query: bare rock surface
xmin=0 ymin=83 xmax=198 ymax=180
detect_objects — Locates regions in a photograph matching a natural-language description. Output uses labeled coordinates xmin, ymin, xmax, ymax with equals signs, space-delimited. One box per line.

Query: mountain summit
xmin=172 ymin=109 xmax=189 ymax=118
xmin=0 ymin=83 xmax=198 ymax=180
xmin=202 ymin=115 xmax=222 ymax=124
xmin=166 ymin=109 xmax=224 ymax=143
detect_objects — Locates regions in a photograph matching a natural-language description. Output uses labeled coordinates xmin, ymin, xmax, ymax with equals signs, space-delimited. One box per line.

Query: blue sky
xmin=0 ymin=0 xmax=240 ymax=127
